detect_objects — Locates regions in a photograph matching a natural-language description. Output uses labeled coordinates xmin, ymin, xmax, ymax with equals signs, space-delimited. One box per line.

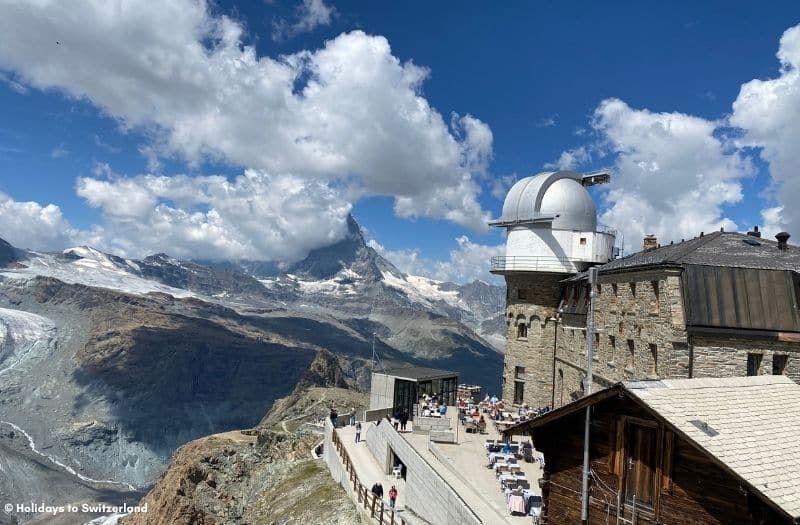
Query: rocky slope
xmin=121 ymin=352 xmax=364 ymax=525
xmin=120 ymin=430 xmax=360 ymax=525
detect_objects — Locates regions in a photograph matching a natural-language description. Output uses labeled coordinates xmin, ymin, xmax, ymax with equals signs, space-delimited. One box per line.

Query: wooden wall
xmin=531 ymin=395 xmax=790 ymax=525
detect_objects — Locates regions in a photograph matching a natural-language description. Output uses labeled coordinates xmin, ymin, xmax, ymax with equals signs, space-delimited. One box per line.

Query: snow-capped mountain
xmin=0 ymin=217 xmax=505 ymax=515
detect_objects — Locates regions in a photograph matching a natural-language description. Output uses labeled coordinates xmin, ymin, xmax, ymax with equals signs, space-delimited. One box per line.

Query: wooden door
xmin=620 ymin=422 xmax=657 ymax=523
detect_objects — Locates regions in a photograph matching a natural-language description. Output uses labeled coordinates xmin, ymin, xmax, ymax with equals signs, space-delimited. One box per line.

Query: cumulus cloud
xmin=544 ymin=146 xmax=590 ymax=170
xmin=0 ymin=192 xmax=78 ymax=250
xmin=272 ymin=0 xmax=335 ymax=41
xmin=730 ymin=24 xmax=800 ymax=238
xmin=549 ymin=98 xmax=753 ymax=248
xmin=0 ymin=0 xmax=493 ymax=234
xmin=74 ymin=170 xmax=352 ymax=261
xmin=368 ymin=236 xmax=503 ymax=284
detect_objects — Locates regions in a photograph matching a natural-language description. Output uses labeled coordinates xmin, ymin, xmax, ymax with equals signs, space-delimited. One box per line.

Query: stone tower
xmin=489 ymin=171 xmax=615 ymax=408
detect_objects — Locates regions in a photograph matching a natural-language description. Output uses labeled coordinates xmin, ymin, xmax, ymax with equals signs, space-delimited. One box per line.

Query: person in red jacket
xmin=388 ymin=485 xmax=398 ymax=509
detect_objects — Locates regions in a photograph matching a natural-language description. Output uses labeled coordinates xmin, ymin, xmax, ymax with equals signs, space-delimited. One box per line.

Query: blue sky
xmin=1 ymin=1 xmax=799 ymax=282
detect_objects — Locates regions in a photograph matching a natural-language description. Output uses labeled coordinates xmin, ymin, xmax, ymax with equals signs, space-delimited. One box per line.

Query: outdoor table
xmin=507 ymin=494 xmax=526 ymax=514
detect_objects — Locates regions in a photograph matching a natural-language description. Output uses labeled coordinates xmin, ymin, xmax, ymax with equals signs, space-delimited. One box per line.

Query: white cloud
xmin=74 ymin=170 xmax=352 ymax=261
xmin=549 ymin=98 xmax=752 ymax=249
xmin=0 ymin=192 xmax=78 ymax=250
xmin=50 ymin=142 xmax=68 ymax=158
xmin=273 ymin=0 xmax=335 ymax=41
xmin=535 ymin=114 xmax=558 ymax=128
xmin=730 ymin=24 xmax=800 ymax=239
xmin=0 ymin=1 xmax=491 ymax=233
xmin=368 ymin=236 xmax=503 ymax=284
xmin=544 ymin=146 xmax=590 ymax=170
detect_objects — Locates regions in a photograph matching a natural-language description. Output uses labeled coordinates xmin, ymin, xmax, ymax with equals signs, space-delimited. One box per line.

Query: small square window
xmin=580 ymin=237 xmax=587 ymax=245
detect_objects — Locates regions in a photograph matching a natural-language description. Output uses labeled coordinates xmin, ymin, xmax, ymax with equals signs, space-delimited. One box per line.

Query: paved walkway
xmin=337 ymin=424 xmax=419 ymax=522
xmin=402 ymin=411 xmax=540 ymax=525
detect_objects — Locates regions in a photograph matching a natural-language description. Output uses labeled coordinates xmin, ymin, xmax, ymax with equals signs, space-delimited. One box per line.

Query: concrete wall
xmin=369 ymin=373 xmax=395 ymax=410
xmin=323 ymin=419 xmax=356 ymax=500
xmin=365 ymin=420 xmax=482 ymax=525
xmin=411 ymin=416 xmax=450 ymax=433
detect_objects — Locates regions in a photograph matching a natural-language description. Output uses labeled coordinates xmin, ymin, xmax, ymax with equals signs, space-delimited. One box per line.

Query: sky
xmin=0 ymin=1 xmax=799 ymax=283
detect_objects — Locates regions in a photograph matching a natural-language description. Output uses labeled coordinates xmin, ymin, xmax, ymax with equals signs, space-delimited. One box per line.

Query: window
xmin=579 ymin=237 xmax=587 ymax=245
xmin=627 ymin=340 xmax=635 ymax=371
xmin=513 ymin=381 xmax=524 ymax=404
xmin=515 ymin=366 xmax=526 ymax=379
xmin=517 ymin=322 xmax=527 ymax=339
xmin=648 ymin=344 xmax=658 ymax=377
xmin=747 ymin=353 xmax=762 ymax=376
xmin=773 ymin=354 xmax=788 ymax=375
xmin=650 ymin=281 xmax=660 ymax=315
xmin=609 ymin=336 xmax=616 ymax=365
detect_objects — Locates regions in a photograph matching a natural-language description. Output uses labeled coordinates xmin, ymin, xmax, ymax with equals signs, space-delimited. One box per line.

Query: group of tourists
xmin=392 ymin=408 xmax=409 ymax=431
xmin=371 ymin=482 xmax=399 ymax=509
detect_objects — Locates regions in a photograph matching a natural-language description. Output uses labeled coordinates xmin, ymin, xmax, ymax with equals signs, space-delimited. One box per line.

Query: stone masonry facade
xmin=503 ymin=268 xmax=800 ymax=409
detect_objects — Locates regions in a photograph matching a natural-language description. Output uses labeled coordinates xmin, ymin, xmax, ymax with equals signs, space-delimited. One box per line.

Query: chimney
xmin=643 ymin=234 xmax=657 ymax=251
xmin=776 ymin=232 xmax=790 ymax=251
xmin=747 ymin=226 xmax=762 ymax=238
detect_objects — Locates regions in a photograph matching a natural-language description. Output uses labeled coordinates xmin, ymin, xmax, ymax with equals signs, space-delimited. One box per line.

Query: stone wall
xmin=502 ymin=273 xmax=564 ymax=408
xmin=364 ymin=420 xmax=481 ymax=525
xmin=692 ymin=335 xmax=800 ymax=383
xmin=502 ymin=266 xmax=800 ymax=410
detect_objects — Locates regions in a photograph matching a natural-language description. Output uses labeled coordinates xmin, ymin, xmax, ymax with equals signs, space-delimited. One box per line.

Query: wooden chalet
xmin=503 ymin=376 xmax=800 ymax=525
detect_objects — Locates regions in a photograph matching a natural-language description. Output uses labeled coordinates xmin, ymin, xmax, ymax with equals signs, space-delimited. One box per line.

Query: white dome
xmin=499 ymin=171 xmax=597 ymax=231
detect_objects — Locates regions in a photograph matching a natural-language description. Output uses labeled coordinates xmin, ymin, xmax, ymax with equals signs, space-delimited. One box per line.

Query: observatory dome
xmin=500 ymin=172 xmax=597 ymax=231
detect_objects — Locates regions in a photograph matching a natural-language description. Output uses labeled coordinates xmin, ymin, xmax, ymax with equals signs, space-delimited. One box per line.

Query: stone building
xmin=492 ymin=172 xmax=800 ymax=409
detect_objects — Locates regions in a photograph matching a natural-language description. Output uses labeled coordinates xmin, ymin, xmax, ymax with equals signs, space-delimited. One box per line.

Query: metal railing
xmin=490 ymin=256 xmax=580 ymax=273
xmin=331 ymin=427 xmax=407 ymax=525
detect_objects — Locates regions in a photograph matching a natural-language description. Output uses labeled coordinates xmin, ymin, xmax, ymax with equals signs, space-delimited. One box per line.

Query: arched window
xmin=516 ymin=315 xmax=528 ymax=339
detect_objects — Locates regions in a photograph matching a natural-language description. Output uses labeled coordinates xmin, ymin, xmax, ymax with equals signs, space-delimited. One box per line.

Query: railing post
xmin=379 ymin=500 xmax=384 ymax=523
xmin=390 ymin=509 xmax=395 ymax=525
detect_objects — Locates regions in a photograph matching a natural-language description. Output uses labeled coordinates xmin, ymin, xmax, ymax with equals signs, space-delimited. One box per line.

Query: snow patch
xmin=1 ymin=251 xmax=195 ymax=299
xmin=381 ymin=271 xmax=465 ymax=310
xmin=0 ymin=307 xmax=55 ymax=375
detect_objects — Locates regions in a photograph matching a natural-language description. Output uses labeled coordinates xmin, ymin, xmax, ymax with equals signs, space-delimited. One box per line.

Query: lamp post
xmin=580 ymin=267 xmax=598 ymax=525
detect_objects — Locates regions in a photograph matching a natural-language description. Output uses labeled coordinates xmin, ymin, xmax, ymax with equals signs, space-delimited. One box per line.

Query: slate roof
xmin=380 ymin=366 xmax=457 ymax=381
xmin=600 ymin=231 xmax=800 ymax=273
xmin=628 ymin=376 xmax=800 ymax=519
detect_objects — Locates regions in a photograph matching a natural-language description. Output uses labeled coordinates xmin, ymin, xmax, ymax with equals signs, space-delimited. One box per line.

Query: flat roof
xmin=377 ymin=366 xmax=458 ymax=381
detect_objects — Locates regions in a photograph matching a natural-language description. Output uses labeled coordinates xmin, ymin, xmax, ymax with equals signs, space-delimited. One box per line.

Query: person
xmin=375 ymin=482 xmax=384 ymax=499
xmin=439 ymin=403 xmax=447 ymax=416
xmin=371 ymin=482 xmax=381 ymax=499
xmin=349 ymin=407 xmax=356 ymax=426
xmin=393 ymin=408 xmax=401 ymax=430
xmin=355 ymin=421 xmax=362 ymax=443
xmin=330 ymin=408 xmax=338 ymax=427
xmin=400 ymin=410 xmax=408 ymax=432
xmin=388 ymin=485 xmax=398 ymax=509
